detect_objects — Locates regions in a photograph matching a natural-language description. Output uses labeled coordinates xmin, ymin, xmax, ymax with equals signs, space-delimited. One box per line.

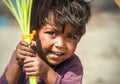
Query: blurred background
xmin=0 ymin=0 xmax=120 ymax=84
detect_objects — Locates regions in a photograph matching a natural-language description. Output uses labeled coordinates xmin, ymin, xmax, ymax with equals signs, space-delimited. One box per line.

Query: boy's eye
xmin=67 ymin=34 xmax=77 ymax=41
xmin=45 ymin=31 xmax=56 ymax=36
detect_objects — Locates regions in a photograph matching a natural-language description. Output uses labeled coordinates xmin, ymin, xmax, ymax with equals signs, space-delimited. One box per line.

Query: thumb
xmin=31 ymin=41 xmax=36 ymax=54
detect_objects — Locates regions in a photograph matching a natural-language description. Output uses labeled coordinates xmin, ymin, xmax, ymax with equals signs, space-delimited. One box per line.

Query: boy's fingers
xmin=19 ymin=51 xmax=34 ymax=57
xmin=16 ymin=46 xmax=34 ymax=57
xmin=16 ymin=55 xmax=25 ymax=66
xmin=26 ymin=71 xmax=38 ymax=76
xmin=31 ymin=41 xmax=36 ymax=46
xmin=19 ymin=40 xmax=29 ymax=47
xmin=31 ymin=41 xmax=36 ymax=50
xmin=17 ymin=44 xmax=34 ymax=54
xmin=24 ymin=57 xmax=35 ymax=64
xmin=31 ymin=41 xmax=37 ymax=54
xmin=17 ymin=41 xmax=36 ymax=53
xmin=16 ymin=58 xmax=24 ymax=66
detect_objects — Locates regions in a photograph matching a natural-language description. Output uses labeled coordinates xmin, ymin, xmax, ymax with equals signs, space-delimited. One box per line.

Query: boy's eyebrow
xmin=69 ymin=31 xmax=79 ymax=36
xmin=44 ymin=24 xmax=57 ymax=30
xmin=45 ymin=27 xmax=55 ymax=31
xmin=70 ymin=28 xmax=81 ymax=36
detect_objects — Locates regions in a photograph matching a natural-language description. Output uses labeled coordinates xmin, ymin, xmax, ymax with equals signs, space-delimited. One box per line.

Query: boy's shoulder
xmin=54 ymin=54 xmax=83 ymax=75
xmin=66 ymin=54 xmax=82 ymax=66
xmin=53 ymin=54 xmax=82 ymax=66
xmin=59 ymin=54 xmax=82 ymax=68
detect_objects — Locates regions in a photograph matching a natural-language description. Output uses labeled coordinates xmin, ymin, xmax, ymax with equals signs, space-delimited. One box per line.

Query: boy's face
xmin=37 ymin=23 xmax=81 ymax=65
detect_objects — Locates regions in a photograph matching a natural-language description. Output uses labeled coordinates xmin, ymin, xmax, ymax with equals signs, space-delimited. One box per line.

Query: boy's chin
xmin=47 ymin=59 xmax=62 ymax=66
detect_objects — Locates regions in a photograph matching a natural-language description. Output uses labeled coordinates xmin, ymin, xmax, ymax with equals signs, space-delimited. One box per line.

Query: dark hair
xmin=30 ymin=0 xmax=91 ymax=36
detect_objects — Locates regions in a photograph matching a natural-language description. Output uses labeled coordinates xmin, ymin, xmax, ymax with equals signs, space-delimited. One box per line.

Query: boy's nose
xmin=54 ymin=37 xmax=66 ymax=48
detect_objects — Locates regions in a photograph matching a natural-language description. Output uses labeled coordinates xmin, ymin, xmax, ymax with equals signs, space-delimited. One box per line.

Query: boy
xmin=0 ymin=0 xmax=91 ymax=84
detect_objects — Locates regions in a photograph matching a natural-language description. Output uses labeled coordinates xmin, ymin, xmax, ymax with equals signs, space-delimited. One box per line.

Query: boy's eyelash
xmin=45 ymin=31 xmax=78 ymax=41
xmin=67 ymin=34 xmax=77 ymax=40
xmin=45 ymin=31 xmax=55 ymax=35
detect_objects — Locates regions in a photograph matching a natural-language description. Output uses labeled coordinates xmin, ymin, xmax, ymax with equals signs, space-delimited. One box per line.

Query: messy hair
xmin=31 ymin=0 xmax=91 ymax=36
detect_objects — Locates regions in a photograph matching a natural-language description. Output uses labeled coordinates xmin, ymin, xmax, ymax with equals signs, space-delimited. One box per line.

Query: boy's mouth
xmin=48 ymin=51 xmax=65 ymax=57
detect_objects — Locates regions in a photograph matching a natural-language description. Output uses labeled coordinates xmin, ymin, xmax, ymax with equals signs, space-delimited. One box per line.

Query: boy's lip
xmin=47 ymin=51 xmax=65 ymax=58
xmin=51 ymin=51 xmax=65 ymax=56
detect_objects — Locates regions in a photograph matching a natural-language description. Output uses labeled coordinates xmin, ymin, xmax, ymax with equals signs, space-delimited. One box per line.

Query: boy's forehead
xmin=45 ymin=12 xmax=55 ymax=26
xmin=44 ymin=12 xmax=82 ymax=35
xmin=45 ymin=19 xmax=78 ymax=34
xmin=45 ymin=20 xmax=65 ymax=33
xmin=45 ymin=14 xmax=62 ymax=29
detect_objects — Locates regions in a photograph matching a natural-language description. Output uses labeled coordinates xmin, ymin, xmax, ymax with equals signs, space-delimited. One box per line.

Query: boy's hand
xmin=23 ymin=54 xmax=57 ymax=83
xmin=16 ymin=40 xmax=56 ymax=81
xmin=15 ymin=40 xmax=49 ymax=76
xmin=23 ymin=53 xmax=54 ymax=79
xmin=23 ymin=54 xmax=45 ymax=76
xmin=15 ymin=41 xmax=57 ymax=83
xmin=16 ymin=41 xmax=35 ymax=66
